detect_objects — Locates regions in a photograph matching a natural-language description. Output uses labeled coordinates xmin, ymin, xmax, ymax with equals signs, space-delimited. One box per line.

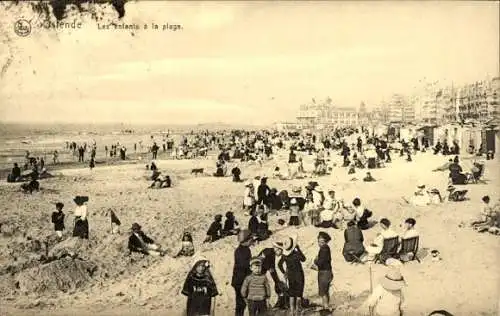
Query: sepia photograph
xmin=0 ymin=1 xmax=499 ymax=316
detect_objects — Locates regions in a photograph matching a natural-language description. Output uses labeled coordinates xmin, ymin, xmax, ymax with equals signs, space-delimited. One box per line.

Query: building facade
xmin=296 ymin=98 xmax=358 ymax=128
xmin=387 ymin=94 xmax=415 ymax=123
xmin=457 ymin=78 xmax=500 ymax=123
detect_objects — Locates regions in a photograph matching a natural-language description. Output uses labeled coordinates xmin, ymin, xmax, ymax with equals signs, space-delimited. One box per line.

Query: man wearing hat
xmin=232 ymin=229 xmax=256 ymax=316
xmin=128 ymin=223 xmax=165 ymax=256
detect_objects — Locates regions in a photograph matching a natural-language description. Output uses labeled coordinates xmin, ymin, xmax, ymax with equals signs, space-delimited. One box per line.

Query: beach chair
xmin=399 ymin=236 xmax=421 ymax=263
xmin=346 ymin=250 xmax=365 ymax=264
xmin=374 ymin=236 xmax=400 ymax=264
xmin=469 ymin=163 xmax=486 ymax=184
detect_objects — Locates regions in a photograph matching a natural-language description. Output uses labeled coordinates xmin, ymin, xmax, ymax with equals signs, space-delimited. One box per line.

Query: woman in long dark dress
xmin=277 ymin=236 xmax=306 ymax=316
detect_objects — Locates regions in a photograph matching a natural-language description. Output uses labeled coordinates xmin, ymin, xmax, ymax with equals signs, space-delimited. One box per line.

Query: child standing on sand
xmin=51 ymin=202 xmax=65 ymax=239
xmin=241 ymin=257 xmax=271 ymax=316
xmin=311 ymin=232 xmax=334 ymax=313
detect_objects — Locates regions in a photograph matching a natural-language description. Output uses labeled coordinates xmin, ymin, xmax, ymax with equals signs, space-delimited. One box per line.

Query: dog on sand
xmin=191 ymin=168 xmax=204 ymax=176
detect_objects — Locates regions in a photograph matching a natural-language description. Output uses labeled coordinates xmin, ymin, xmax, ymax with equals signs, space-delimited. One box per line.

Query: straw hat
xmin=275 ymin=234 xmax=298 ymax=256
xmin=447 ymin=185 xmax=456 ymax=192
xmin=385 ymin=258 xmax=403 ymax=268
xmin=380 ymin=269 xmax=406 ymax=291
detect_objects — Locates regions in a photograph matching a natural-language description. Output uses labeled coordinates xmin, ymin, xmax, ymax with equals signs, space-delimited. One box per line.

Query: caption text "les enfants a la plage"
xmin=98 ymin=22 xmax=183 ymax=31
xmin=42 ymin=20 xmax=182 ymax=31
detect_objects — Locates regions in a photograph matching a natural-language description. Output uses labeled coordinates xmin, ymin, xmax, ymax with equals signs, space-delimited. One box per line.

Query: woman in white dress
xmin=73 ymin=195 xmax=89 ymax=239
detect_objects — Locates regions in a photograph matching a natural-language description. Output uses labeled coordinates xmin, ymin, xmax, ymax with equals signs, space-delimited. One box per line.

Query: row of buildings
xmin=367 ymin=77 xmax=500 ymax=125
xmin=276 ymin=76 xmax=500 ymax=131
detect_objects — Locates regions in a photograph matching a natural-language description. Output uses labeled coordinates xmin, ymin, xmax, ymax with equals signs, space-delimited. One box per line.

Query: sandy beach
xmin=0 ymin=149 xmax=498 ymax=316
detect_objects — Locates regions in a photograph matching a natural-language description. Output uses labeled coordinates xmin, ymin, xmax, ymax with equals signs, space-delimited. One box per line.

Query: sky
xmin=0 ymin=1 xmax=499 ymax=125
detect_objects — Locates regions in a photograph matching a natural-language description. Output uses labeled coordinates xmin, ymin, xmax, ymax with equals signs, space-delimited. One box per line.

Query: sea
xmin=0 ymin=122 xmax=249 ymax=170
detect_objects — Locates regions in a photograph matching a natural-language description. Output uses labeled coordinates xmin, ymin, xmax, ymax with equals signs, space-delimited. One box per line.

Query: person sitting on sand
xmin=471 ymin=196 xmax=500 ymax=234
xmin=214 ymin=158 xmax=225 ymax=177
xmin=340 ymin=199 xmax=356 ymax=224
xmin=204 ymin=214 xmax=223 ymax=243
xmin=173 ymin=231 xmax=195 ymax=258
xmin=433 ymin=141 xmax=442 ymax=155
xmin=128 ymin=223 xmax=165 ymax=256
xmin=267 ymin=188 xmax=282 ymax=212
xmin=446 ymin=185 xmax=468 ymax=202
xmin=342 ymin=220 xmax=365 ymax=263
xmin=21 ymin=179 xmax=40 ymax=194
xmin=361 ymin=268 xmax=407 ymax=316
xmin=399 ymin=218 xmax=419 ymax=262
xmin=222 ymin=211 xmax=240 ymax=236
xmin=353 ymin=198 xmax=373 ymax=230
xmin=411 ymin=184 xmax=431 ymax=206
xmin=471 ymin=196 xmax=493 ymax=228
xmin=364 ymin=218 xmax=399 ymax=262
xmin=323 ymin=190 xmax=340 ymax=212
xmin=150 ymin=174 xmax=171 ymax=189
xmin=316 ymin=204 xmax=336 ymax=228
xmin=182 ymin=259 xmax=219 ymax=316
xmin=51 ymin=202 xmax=65 ymax=239
xmin=7 ymin=163 xmax=21 ymax=182
xmin=232 ymin=164 xmax=242 ymax=182
xmin=363 ymin=172 xmax=376 ymax=182
xmin=272 ymin=166 xmax=281 ymax=179
xmin=428 ymin=188 xmax=443 ymax=204
xmin=348 ymin=162 xmax=356 ymax=174
xmin=433 ymin=159 xmax=453 ymax=172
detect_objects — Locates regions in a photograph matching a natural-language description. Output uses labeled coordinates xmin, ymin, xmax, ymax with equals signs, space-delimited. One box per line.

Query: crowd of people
xmin=4 ymin=125 xmax=498 ymax=316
